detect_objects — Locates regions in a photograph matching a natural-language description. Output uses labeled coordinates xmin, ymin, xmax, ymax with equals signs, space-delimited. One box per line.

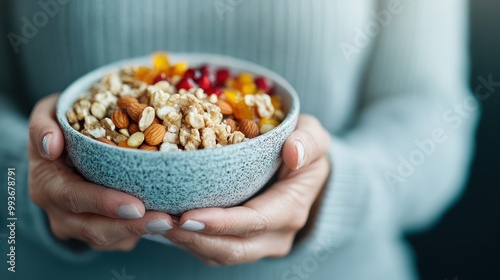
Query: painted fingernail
xmin=117 ymin=205 xmax=142 ymax=219
xmin=42 ymin=133 xmax=51 ymax=157
xmin=294 ymin=139 xmax=305 ymax=169
xmin=180 ymin=220 xmax=205 ymax=231
xmin=146 ymin=218 xmax=173 ymax=233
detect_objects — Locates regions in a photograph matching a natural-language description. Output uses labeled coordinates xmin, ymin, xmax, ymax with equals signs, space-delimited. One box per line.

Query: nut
xmin=224 ymin=118 xmax=237 ymax=133
xmin=238 ymin=120 xmax=259 ymax=139
xmin=127 ymin=132 xmax=145 ymax=148
xmin=90 ymin=102 xmax=107 ymax=119
xmin=128 ymin=123 xmax=140 ymax=134
xmin=144 ymin=124 xmax=166 ymax=146
xmin=118 ymin=140 xmax=131 ymax=148
xmin=201 ymin=127 xmax=216 ymax=149
xmin=216 ymin=99 xmax=233 ymax=115
xmin=229 ymin=131 xmax=246 ymax=144
xmin=111 ymin=109 xmax=130 ymax=129
xmin=117 ymin=96 xmax=139 ymax=109
xmin=97 ymin=137 xmax=117 ymax=146
xmin=160 ymin=142 xmax=180 ymax=152
xmin=66 ymin=109 xmax=78 ymax=124
xmin=138 ymin=106 xmax=155 ymax=131
xmin=259 ymin=123 xmax=276 ymax=134
xmin=127 ymin=103 xmax=147 ymax=122
xmin=140 ymin=144 xmax=159 ymax=151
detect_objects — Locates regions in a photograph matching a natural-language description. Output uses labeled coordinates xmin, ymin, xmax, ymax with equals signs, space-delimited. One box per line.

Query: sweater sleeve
xmin=306 ymin=0 xmax=478 ymax=249
xmin=0 ymin=16 xmax=99 ymax=262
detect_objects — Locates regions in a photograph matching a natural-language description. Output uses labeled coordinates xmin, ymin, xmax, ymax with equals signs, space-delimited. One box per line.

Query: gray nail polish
xmin=180 ymin=220 xmax=206 ymax=231
xmin=146 ymin=218 xmax=173 ymax=233
xmin=117 ymin=205 xmax=142 ymax=219
xmin=42 ymin=134 xmax=51 ymax=157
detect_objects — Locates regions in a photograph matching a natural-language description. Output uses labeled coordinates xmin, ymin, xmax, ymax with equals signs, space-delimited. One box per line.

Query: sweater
xmin=0 ymin=0 xmax=477 ymax=279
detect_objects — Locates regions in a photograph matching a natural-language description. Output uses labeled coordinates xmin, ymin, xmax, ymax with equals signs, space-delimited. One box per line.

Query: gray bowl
xmin=57 ymin=53 xmax=299 ymax=216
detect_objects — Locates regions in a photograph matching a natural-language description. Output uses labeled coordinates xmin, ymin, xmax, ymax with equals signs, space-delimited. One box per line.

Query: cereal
xmin=67 ymin=52 xmax=285 ymax=151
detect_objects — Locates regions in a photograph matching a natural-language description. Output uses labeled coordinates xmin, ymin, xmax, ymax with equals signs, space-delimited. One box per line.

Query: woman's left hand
xmin=165 ymin=115 xmax=331 ymax=266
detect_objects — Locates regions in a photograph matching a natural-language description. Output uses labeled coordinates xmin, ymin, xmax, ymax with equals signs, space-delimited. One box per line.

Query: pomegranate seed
xmin=216 ymin=68 xmax=231 ymax=86
xmin=153 ymin=72 xmax=169 ymax=84
xmin=176 ymin=77 xmax=197 ymax=90
xmin=205 ymin=87 xmax=223 ymax=96
xmin=196 ymin=75 xmax=212 ymax=91
xmin=255 ymin=76 xmax=273 ymax=94
xmin=199 ymin=64 xmax=212 ymax=75
xmin=183 ymin=68 xmax=200 ymax=80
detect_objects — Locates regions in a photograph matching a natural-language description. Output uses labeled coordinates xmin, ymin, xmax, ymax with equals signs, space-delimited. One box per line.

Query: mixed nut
xmin=66 ymin=52 xmax=285 ymax=151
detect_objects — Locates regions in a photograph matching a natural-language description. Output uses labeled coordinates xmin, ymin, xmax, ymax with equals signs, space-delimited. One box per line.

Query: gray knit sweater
xmin=0 ymin=1 xmax=477 ymax=279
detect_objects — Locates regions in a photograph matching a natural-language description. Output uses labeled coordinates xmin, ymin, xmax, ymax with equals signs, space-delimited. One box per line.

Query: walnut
xmin=160 ymin=142 xmax=180 ymax=152
xmin=94 ymin=91 xmax=117 ymax=108
xmin=185 ymin=106 xmax=205 ymax=129
xmin=213 ymin=123 xmax=231 ymax=145
xmin=254 ymin=93 xmax=274 ymax=118
xmin=179 ymin=127 xmax=201 ymax=150
xmin=102 ymin=73 xmax=122 ymax=94
xmin=100 ymin=117 xmax=116 ymax=132
xmin=74 ymin=99 xmax=91 ymax=120
xmin=229 ymin=131 xmax=246 ymax=144
xmin=201 ymin=127 xmax=216 ymax=149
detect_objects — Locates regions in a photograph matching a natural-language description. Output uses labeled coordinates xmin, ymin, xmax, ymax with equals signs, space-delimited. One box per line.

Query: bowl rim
xmin=57 ymin=53 xmax=300 ymax=156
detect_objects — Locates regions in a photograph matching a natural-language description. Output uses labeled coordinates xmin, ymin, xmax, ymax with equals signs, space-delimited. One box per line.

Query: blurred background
xmin=406 ymin=0 xmax=500 ymax=278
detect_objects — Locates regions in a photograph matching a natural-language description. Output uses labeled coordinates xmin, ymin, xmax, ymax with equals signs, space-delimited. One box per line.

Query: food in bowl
xmin=66 ymin=52 xmax=285 ymax=151
xmin=56 ymin=53 xmax=299 ymax=215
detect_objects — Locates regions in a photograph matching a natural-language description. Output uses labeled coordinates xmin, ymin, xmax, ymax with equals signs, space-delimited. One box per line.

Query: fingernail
xmin=117 ymin=205 xmax=142 ymax=219
xmin=146 ymin=218 xmax=173 ymax=233
xmin=180 ymin=220 xmax=205 ymax=231
xmin=294 ymin=139 xmax=305 ymax=169
xmin=42 ymin=133 xmax=51 ymax=157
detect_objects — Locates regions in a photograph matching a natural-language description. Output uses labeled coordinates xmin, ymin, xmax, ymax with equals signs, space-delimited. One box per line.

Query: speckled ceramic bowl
xmin=57 ymin=53 xmax=299 ymax=216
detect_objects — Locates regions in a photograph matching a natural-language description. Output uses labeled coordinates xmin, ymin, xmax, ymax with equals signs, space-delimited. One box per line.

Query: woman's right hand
xmin=28 ymin=94 xmax=174 ymax=251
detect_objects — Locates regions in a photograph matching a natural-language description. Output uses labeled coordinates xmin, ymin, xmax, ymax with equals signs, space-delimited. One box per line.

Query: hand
xmin=28 ymin=94 xmax=174 ymax=251
xmin=165 ymin=115 xmax=331 ymax=265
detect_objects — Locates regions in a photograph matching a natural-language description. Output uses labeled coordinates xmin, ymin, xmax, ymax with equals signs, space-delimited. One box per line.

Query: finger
xmin=179 ymin=157 xmax=330 ymax=237
xmin=282 ymin=114 xmax=330 ymax=170
xmin=29 ymin=94 xmax=65 ymax=160
xmin=166 ymin=229 xmax=294 ymax=266
xmin=45 ymin=170 xmax=146 ymax=219
xmin=89 ymin=237 xmax=140 ymax=252
xmin=64 ymin=212 xmax=173 ymax=246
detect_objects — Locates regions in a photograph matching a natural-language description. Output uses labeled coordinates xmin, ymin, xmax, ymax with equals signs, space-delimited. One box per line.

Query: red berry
xmin=199 ymin=64 xmax=212 ymax=75
xmin=205 ymin=87 xmax=223 ymax=96
xmin=196 ymin=75 xmax=212 ymax=91
xmin=216 ymin=68 xmax=231 ymax=86
xmin=255 ymin=76 xmax=272 ymax=94
xmin=176 ymin=77 xmax=197 ymax=90
xmin=153 ymin=72 xmax=169 ymax=84
xmin=183 ymin=69 xmax=200 ymax=80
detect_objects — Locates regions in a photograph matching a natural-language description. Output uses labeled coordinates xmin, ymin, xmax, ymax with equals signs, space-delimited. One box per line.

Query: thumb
xmin=282 ymin=115 xmax=330 ymax=170
xmin=29 ymin=94 xmax=65 ymax=160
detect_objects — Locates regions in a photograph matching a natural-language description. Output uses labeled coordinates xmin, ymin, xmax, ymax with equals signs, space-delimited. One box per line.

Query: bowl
xmin=56 ymin=53 xmax=299 ymax=215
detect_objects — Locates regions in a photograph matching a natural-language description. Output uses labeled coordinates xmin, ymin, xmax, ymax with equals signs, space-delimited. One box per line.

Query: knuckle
xmin=80 ymin=222 xmax=110 ymax=246
xmin=250 ymin=211 xmax=272 ymax=235
xmin=216 ymin=244 xmax=247 ymax=266
xmin=123 ymin=223 xmax=144 ymax=237
xmin=58 ymin=185 xmax=80 ymax=213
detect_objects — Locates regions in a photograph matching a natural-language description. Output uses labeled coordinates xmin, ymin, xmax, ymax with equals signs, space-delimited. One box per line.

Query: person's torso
xmin=9 ymin=0 xmax=377 ymax=132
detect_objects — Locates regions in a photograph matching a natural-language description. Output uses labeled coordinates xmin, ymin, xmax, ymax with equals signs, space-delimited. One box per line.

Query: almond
xmin=128 ymin=122 xmax=140 ymax=134
xmin=127 ymin=103 xmax=147 ymax=122
xmin=140 ymin=144 xmax=159 ymax=151
xmin=152 ymin=117 xmax=162 ymax=125
xmin=216 ymin=99 xmax=233 ymax=115
xmin=238 ymin=120 xmax=259 ymax=139
xmin=224 ymin=118 xmax=237 ymax=133
xmin=97 ymin=137 xmax=117 ymax=146
xmin=117 ymin=96 xmax=139 ymax=109
xmin=111 ymin=109 xmax=130 ymax=129
xmin=144 ymin=123 xmax=166 ymax=146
